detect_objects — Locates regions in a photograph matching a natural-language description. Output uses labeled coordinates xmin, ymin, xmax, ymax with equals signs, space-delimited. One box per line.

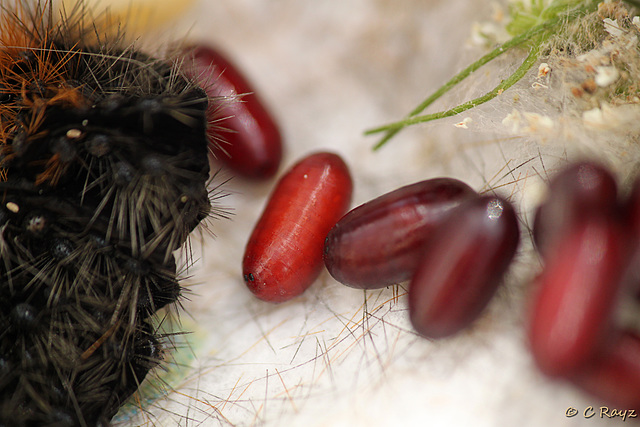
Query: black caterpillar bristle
xmin=0 ymin=1 xmax=216 ymax=425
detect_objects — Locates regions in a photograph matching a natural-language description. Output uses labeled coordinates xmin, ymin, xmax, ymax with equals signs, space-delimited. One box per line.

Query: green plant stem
xmin=368 ymin=46 xmax=540 ymax=136
xmin=367 ymin=0 xmax=601 ymax=150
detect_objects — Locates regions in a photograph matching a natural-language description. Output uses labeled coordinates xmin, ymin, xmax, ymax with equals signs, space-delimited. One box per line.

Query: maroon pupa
xmin=323 ymin=178 xmax=477 ymax=289
xmin=533 ymin=161 xmax=618 ymax=258
xmin=185 ymin=45 xmax=283 ymax=179
xmin=573 ymin=331 xmax=640 ymax=410
xmin=408 ymin=196 xmax=520 ymax=339
xmin=528 ymin=212 xmax=628 ymax=378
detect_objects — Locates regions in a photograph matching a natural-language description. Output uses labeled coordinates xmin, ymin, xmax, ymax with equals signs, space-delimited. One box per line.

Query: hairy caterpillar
xmin=0 ymin=1 xmax=220 ymax=425
xmin=15 ymin=1 xmax=632 ymax=426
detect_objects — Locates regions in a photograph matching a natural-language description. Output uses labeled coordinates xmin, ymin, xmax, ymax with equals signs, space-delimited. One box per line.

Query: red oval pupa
xmin=185 ymin=45 xmax=283 ymax=179
xmin=323 ymin=178 xmax=476 ymax=289
xmin=243 ymin=152 xmax=352 ymax=302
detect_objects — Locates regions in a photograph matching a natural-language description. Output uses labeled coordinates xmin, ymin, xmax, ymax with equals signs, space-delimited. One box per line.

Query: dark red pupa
xmin=408 ymin=196 xmax=520 ymax=339
xmin=323 ymin=178 xmax=477 ymax=289
xmin=573 ymin=331 xmax=640 ymax=409
xmin=185 ymin=45 xmax=283 ymax=179
xmin=623 ymin=176 xmax=640 ymax=300
xmin=533 ymin=161 xmax=618 ymax=258
xmin=243 ymin=152 xmax=352 ymax=303
xmin=624 ymin=176 xmax=640 ymax=236
xmin=528 ymin=212 xmax=628 ymax=378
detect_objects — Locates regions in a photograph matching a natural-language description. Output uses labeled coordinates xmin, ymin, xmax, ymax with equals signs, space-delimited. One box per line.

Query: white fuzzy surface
xmin=106 ymin=1 xmax=639 ymax=426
